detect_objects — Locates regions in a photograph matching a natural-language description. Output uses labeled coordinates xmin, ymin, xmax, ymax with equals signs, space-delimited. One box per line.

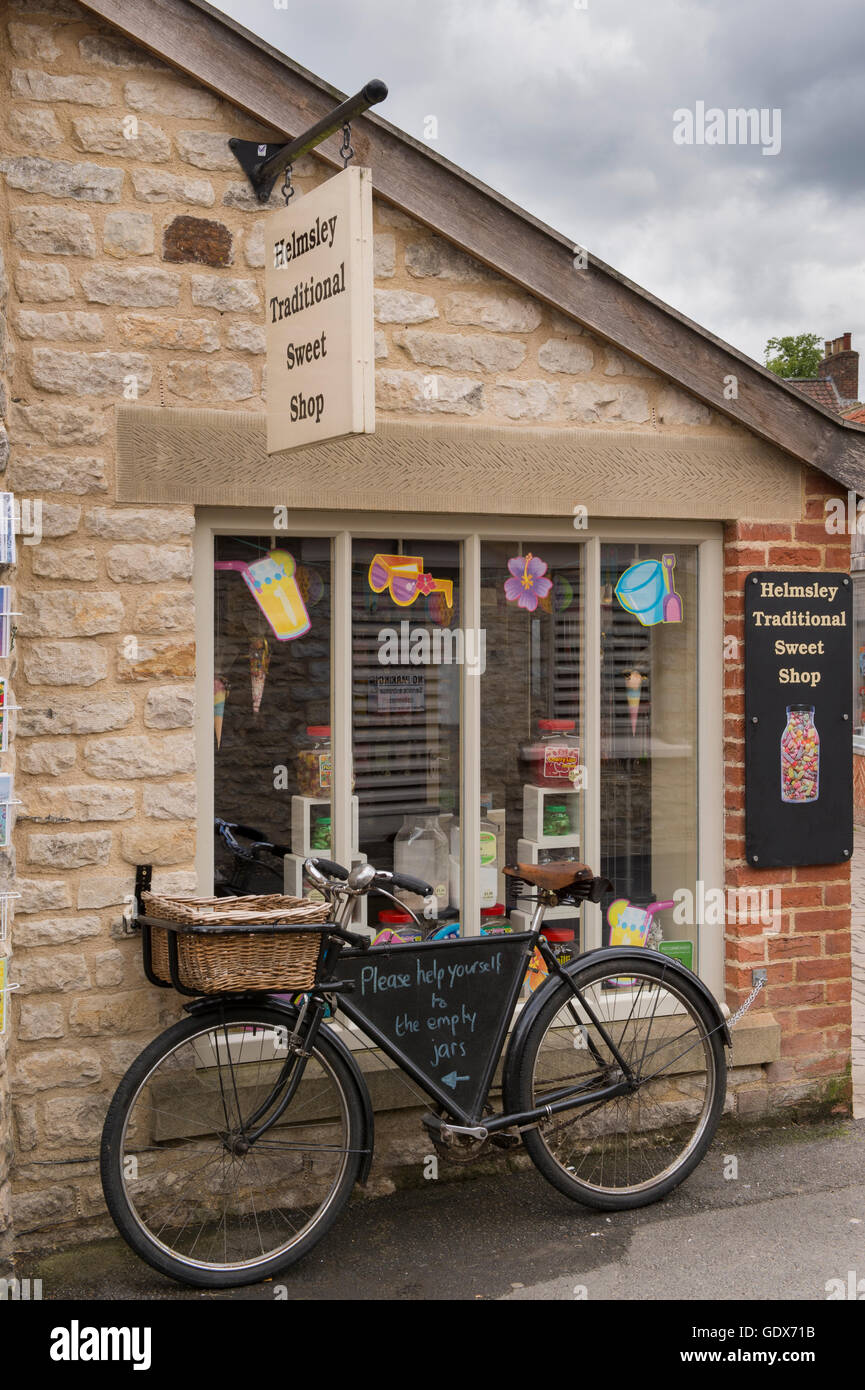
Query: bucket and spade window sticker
xmin=615 ymin=554 xmax=683 ymax=626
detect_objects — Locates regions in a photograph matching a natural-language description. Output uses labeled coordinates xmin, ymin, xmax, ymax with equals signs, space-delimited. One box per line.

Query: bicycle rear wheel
xmin=511 ymin=955 xmax=726 ymax=1210
xmin=100 ymin=1004 xmax=365 ymax=1288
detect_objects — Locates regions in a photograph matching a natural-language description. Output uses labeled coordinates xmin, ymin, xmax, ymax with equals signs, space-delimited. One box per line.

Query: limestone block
xmin=22 ymin=640 xmax=108 ymax=686
xmin=17 ymin=695 xmax=133 ymax=738
xmin=374 ymin=289 xmax=438 ymax=324
xmin=20 ymin=588 xmax=122 ymax=636
xmin=444 ymin=290 xmax=542 ymax=333
xmin=143 ymin=686 xmax=194 ymax=729
xmin=11 ymin=206 xmax=97 ymax=256
xmin=27 ymin=830 xmax=111 ymax=868
xmin=85 ymin=733 xmax=194 ymax=779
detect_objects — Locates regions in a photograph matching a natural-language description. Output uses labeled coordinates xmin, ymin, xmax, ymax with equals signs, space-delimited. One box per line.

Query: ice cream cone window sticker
xmin=368 ymin=554 xmax=453 ymax=609
xmin=615 ymin=554 xmax=683 ymax=625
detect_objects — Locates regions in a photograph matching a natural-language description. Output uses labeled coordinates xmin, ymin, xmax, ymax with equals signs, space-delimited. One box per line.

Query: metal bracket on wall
xmin=228 ymin=78 xmax=388 ymax=204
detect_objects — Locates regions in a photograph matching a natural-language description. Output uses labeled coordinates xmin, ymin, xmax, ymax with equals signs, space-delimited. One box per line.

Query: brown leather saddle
xmin=503 ymin=860 xmax=591 ymax=890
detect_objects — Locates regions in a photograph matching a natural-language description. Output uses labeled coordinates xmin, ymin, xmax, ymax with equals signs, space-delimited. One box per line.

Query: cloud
xmin=212 ymin=0 xmax=865 ymax=373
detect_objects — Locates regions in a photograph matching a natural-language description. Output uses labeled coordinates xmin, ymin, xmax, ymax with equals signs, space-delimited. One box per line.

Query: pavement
xmin=15 ymin=1114 xmax=865 ymax=1302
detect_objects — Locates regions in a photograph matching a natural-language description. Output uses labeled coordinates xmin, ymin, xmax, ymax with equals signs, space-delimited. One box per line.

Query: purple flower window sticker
xmin=504 ymin=552 xmax=553 ymax=612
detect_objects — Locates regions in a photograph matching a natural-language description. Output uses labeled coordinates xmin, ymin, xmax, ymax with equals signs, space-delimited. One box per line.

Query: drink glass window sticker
xmin=214 ymin=549 xmax=311 ymax=641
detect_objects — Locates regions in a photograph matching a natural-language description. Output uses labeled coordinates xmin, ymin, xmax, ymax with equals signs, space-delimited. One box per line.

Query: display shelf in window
xmin=522 ymin=784 xmax=581 ymax=847
xmin=512 ymin=839 xmax=583 ymax=915
xmin=290 ymin=794 xmax=359 ymax=858
xmin=510 ymin=905 xmax=582 ymax=932
xmin=283 ymin=850 xmax=368 ymax=928
xmin=0 ymin=494 xmax=15 ymax=568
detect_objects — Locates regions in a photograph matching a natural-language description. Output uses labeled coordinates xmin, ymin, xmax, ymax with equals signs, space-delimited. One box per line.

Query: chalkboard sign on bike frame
xmin=336 ymin=932 xmax=536 ymax=1125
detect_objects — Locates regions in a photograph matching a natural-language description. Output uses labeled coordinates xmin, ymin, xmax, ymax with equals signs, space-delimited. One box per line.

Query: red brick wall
xmin=724 ymin=468 xmax=852 ymax=1107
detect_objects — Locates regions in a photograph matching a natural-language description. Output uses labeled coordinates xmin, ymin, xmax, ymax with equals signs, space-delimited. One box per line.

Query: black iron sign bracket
xmin=228 ymin=78 xmax=388 ymax=204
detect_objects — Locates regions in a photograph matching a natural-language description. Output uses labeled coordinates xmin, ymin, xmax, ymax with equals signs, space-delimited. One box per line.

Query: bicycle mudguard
xmin=183 ymin=995 xmax=375 ymax=1184
xmin=501 ymin=947 xmax=731 ymax=1111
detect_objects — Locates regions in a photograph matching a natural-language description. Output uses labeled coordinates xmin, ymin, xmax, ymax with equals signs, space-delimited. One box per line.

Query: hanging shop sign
xmin=264 ymin=165 xmax=375 ymax=454
xmin=745 ymin=571 xmax=852 ymax=867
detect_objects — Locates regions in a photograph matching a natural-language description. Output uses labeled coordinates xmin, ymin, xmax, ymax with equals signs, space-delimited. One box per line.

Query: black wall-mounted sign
xmin=745 ymin=571 xmax=852 ymax=867
xmin=338 ymin=933 xmax=534 ymax=1123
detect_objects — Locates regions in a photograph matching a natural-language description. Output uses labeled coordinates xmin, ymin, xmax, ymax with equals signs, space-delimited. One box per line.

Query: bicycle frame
xmin=214 ymin=903 xmax=642 ymax=1147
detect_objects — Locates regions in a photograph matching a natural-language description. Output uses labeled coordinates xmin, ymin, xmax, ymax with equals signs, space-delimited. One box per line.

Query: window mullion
xmin=332 ymin=531 xmax=353 ymax=874
xmin=462 ymin=535 xmax=481 ymax=935
xmin=583 ymin=535 xmax=602 ymax=951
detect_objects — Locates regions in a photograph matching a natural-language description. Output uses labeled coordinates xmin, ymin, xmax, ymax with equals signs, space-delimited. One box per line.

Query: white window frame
xmin=195 ymin=509 xmax=723 ymax=996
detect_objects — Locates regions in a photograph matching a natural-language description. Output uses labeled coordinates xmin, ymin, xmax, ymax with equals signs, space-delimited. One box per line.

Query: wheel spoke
xmin=526 ymin=964 xmax=722 ymax=1199
xmin=104 ymin=1011 xmax=359 ymax=1279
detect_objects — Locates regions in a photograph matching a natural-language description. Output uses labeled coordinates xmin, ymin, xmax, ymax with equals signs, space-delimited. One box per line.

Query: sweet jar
xmin=296 ymin=726 xmax=332 ymax=797
xmin=780 ymin=705 xmax=819 ymax=804
xmin=521 ymin=718 xmax=580 ymax=788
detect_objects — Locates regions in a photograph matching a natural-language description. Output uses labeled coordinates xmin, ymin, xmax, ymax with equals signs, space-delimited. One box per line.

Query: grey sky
xmin=211 ymin=0 xmax=864 ymax=376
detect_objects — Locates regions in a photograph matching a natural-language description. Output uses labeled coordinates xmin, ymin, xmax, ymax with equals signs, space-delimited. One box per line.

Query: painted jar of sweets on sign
xmin=780 ymin=705 xmax=820 ymax=803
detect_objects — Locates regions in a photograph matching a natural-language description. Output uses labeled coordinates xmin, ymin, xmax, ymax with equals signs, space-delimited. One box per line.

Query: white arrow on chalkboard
xmin=442 ymin=1071 xmax=470 ymax=1089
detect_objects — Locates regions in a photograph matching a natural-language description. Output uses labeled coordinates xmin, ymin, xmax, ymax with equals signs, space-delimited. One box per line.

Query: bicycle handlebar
xmin=385 ymin=870 xmax=434 ymax=897
xmin=308 ymin=858 xmax=350 ymax=880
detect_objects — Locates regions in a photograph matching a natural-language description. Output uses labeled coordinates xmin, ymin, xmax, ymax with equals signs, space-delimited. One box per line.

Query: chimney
xmin=816 ymin=332 xmax=859 ymax=403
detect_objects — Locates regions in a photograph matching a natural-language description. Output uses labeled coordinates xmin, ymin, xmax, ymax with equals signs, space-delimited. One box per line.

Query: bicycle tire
xmin=512 ymin=954 xmax=726 ymax=1210
xmin=100 ymin=1004 xmax=366 ymax=1288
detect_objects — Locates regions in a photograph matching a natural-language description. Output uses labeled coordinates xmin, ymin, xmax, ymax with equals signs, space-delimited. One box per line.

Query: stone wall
xmin=0 ymin=139 xmax=14 ymax=1275
xmin=723 ymin=478 xmax=853 ymax=1114
xmin=0 ymin=0 xmax=842 ymax=1247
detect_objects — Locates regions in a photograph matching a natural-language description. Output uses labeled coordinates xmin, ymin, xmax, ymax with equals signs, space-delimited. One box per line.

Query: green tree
xmin=764 ymin=333 xmax=823 ymax=378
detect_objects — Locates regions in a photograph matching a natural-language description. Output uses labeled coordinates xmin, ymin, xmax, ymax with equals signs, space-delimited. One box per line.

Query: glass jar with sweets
xmin=310 ymin=814 xmax=331 ymax=851
xmin=480 ymin=904 xmax=511 ymax=935
xmin=521 ymin=718 xmax=580 ymax=788
xmin=541 ymin=923 xmax=577 ymax=965
xmin=543 ymin=802 xmax=572 ymax=837
xmin=297 ymin=725 xmax=332 ymax=797
xmin=780 ymin=705 xmax=820 ymax=803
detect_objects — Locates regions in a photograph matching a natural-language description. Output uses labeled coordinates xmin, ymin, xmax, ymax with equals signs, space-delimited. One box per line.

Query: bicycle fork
xmin=218 ymin=997 xmax=328 ymax=1148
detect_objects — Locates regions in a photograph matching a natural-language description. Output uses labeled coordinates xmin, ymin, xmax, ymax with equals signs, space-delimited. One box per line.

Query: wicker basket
xmin=141 ymin=891 xmax=331 ymax=994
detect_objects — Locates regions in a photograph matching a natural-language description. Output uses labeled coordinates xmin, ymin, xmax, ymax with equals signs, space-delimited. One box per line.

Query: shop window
xmin=213 ymin=534 xmax=331 ymax=894
xmin=480 ymin=540 xmax=585 ymax=948
xmin=600 ymin=543 xmax=699 ymax=970
xmin=351 ymin=538 xmax=461 ymax=931
xmin=206 ymin=522 xmax=710 ymax=982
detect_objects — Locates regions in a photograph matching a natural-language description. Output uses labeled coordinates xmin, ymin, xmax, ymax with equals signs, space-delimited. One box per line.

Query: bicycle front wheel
xmin=100 ymin=1004 xmax=366 ymax=1288
xmin=511 ymin=955 xmax=726 ymax=1210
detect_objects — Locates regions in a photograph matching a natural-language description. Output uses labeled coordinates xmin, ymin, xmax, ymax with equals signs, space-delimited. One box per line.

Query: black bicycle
xmin=100 ymin=857 xmax=729 ymax=1288
xmin=213 ymin=818 xmax=288 ymax=897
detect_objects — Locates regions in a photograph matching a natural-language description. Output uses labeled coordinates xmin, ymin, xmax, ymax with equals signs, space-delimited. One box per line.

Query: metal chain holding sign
xmin=725 ymin=975 xmax=765 ymax=1029
xmin=340 ymin=122 xmax=355 ymax=167
xmin=280 ymin=163 xmax=294 ymax=206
